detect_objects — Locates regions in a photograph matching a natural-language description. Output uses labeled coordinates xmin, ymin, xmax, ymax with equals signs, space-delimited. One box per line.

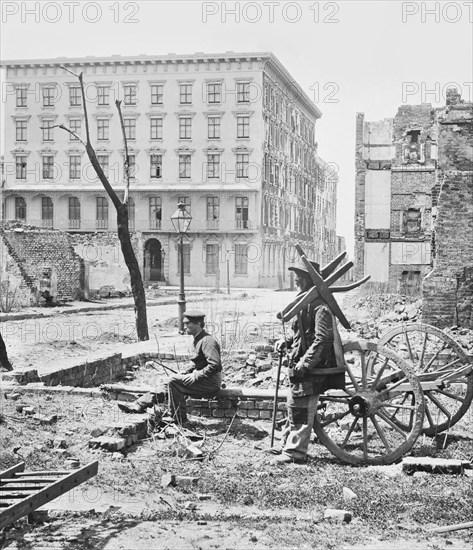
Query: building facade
xmin=1 ymin=52 xmax=337 ymax=289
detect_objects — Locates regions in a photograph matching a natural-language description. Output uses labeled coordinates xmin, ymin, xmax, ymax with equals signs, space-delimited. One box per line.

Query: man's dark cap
xmin=288 ymin=259 xmax=320 ymax=276
xmin=183 ymin=310 xmax=206 ymax=322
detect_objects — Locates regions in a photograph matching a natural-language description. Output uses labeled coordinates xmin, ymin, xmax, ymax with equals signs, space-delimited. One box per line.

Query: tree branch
xmin=115 ymin=100 xmax=130 ymax=205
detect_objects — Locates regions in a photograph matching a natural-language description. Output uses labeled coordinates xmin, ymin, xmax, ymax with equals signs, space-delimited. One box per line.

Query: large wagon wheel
xmin=378 ymin=323 xmax=473 ymax=436
xmin=314 ymin=341 xmax=424 ymax=466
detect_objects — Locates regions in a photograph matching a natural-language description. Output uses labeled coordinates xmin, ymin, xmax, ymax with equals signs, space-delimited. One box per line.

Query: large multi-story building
xmin=1 ymin=52 xmax=337 ymax=289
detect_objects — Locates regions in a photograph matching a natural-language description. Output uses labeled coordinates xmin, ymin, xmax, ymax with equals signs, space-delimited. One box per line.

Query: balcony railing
xmin=149 ymin=218 xmax=162 ymax=230
xmin=235 ymin=220 xmax=251 ymax=230
xmin=206 ymin=219 xmax=219 ymax=230
xmin=69 ymin=219 xmax=81 ymax=229
xmin=41 ymin=218 xmax=53 ymax=228
xmin=96 ymin=219 xmax=109 ymax=229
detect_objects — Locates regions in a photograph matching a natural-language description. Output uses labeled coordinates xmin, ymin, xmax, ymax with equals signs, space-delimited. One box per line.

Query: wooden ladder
xmin=0 ymin=461 xmax=98 ymax=530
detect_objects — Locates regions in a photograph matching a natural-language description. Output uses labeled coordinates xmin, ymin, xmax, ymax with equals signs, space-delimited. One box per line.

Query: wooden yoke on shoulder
xmin=277 ymin=247 xmax=371 ymax=327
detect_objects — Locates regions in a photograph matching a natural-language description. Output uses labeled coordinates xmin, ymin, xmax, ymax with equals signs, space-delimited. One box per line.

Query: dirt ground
xmin=1 ymin=288 xmax=472 ymax=549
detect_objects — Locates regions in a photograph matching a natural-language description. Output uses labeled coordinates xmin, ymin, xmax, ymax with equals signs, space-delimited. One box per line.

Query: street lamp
xmin=171 ymin=201 xmax=192 ymax=333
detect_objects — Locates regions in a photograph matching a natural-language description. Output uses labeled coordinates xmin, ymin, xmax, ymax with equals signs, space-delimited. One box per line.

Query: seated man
xmin=118 ymin=311 xmax=222 ymax=424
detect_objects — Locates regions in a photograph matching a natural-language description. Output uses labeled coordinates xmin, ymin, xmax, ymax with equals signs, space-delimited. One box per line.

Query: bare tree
xmin=54 ymin=69 xmax=148 ymax=340
xmin=0 ymin=331 xmax=12 ymax=371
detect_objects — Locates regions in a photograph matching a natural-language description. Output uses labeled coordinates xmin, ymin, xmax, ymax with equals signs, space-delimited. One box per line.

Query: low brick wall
xmin=187 ymin=389 xmax=288 ymax=421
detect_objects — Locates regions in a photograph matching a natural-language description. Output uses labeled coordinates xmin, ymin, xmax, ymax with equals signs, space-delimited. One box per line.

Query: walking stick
xmin=270 ymin=351 xmax=284 ymax=448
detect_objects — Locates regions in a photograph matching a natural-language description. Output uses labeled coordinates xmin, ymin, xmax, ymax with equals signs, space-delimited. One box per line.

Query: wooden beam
xmin=0 ymin=461 xmax=98 ymax=530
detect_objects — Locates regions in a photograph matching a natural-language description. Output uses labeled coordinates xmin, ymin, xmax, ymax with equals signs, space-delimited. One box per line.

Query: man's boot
xmin=118 ymin=392 xmax=157 ymax=414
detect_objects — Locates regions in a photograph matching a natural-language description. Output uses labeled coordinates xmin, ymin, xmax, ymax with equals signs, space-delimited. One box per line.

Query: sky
xmin=1 ymin=0 xmax=472 ymax=255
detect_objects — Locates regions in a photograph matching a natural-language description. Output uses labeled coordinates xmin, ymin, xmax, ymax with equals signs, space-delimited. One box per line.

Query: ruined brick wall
xmin=70 ymin=232 xmax=143 ymax=295
xmin=354 ymin=113 xmax=366 ymax=281
xmin=0 ymin=229 xmax=37 ymax=307
xmin=2 ymin=225 xmax=85 ymax=301
xmin=423 ymin=96 xmax=473 ymax=328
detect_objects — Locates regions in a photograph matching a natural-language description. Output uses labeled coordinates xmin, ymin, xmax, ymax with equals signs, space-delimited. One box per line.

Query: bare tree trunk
xmin=0 ymin=331 xmax=13 ymax=371
xmin=116 ymin=204 xmax=148 ymax=340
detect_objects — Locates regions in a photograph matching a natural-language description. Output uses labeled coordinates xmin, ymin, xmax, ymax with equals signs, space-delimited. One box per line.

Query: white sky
xmin=1 ymin=0 xmax=472 ymax=255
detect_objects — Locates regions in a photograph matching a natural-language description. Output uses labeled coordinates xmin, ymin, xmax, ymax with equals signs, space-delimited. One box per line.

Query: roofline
xmin=0 ymin=51 xmax=322 ymax=119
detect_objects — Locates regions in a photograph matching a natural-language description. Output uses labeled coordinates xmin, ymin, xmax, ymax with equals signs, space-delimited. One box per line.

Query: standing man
xmin=167 ymin=310 xmax=222 ymax=423
xmin=118 ymin=310 xmax=222 ymax=424
xmin=272 ymin=260 xmax=344 ymax=464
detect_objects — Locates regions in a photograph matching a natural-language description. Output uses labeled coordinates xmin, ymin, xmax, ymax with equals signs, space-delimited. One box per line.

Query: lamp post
xmin=171 ymin=201 xmax=192 ymax=333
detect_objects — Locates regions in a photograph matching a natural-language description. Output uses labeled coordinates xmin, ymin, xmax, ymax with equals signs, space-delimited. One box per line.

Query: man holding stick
xmin=271 ymin=260 xmax=345 ymax=464
xmin=118 ymin=311 xmax=222 ymax=424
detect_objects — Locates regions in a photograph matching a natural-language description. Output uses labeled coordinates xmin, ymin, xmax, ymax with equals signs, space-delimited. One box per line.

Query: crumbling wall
xmin=0 ymin=229 xmax=37 ymax=307
xmin=2 ymin=224 xmax=85 ymax=302
xmin=423 ymin=92 xmax=473 ymax=328
xmin=70 ymin=232 xmax=143 ymax=295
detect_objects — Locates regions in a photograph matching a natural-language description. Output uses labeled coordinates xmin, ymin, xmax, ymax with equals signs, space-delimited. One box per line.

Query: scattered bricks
xmin=184 ymin=501 xmax=197 ymax=511
xmin=260 ymin=411 xmax=271 ymax=420
xmin=196 ymin=494 xmax=212 ymax=501
xmin=247 ymin=410 xmax=260 ymax=419
xmin=15 ymin=404 xmax=25 ymax=413
xmin=5 ymin=392 xmax=21 ymax=400
xmin=324 ymin=509 xmax=352 ymax=523
xmin=239 ymin=400 xmax=255 ymax=410
xmin=189 ymin=408 xmax=202 ymax=416
xmin=277 ymin=402 xmax=287 ymax=411
xmin=222 ymin=400 xmax=237 ymax=409
xmin=224 ymin=409 xmax=237 ymax=418
xmin=262 ymin=401 xmax=274 ymax=410
xmin=256 ymin=360 xmax=272 ymax=372
xmin=237 ymin=410 xmax=248 ymax=418
xmin=402 ymin=457 xmax=466 ymax=475
xmin=88 ymin=436 xmax=126 ymax=452
xmin=90 ymin=427 xmax=107 ymax=438
xmin=34 ymin=414 xmax=58 ymax=425
xmin=212 ymin=410 xmax=224 ymax=418
xmin=342 ymin=487 xmax=358 ymax=502
xmin=161 ymin=474 xmax=176 ymax=487
xmin=53 ymin=438 xmax=67 ymax=449
xmin=185 ymin=446 xmax=204 ymax=460
xmin=175 ymin=476 xmax=200 ymax=488
xmin=65 ymin=458 xmax=80 ymax=469
xmin=23 ymin=406 xmax=36 ymax=415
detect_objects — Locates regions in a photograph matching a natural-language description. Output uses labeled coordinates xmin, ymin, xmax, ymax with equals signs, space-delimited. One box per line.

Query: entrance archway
xmin=144 ymin=238 xmax=163 ymax=282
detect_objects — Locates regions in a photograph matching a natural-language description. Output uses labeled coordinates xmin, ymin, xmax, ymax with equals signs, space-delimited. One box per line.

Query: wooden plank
xmin=321 ymin=251 xmax=347 ymax=279
xmin=296 ymin=245 xmax=351 ymax=329
xmin=0 ymin=461 xmax=98 ymax=530
xmin=1 ymin=478 xmax=60 ymax=484
xmin=14 ymin=471 xmax=70 ymax=477
xmin=0 ymin=463 xmax=25 ymax=479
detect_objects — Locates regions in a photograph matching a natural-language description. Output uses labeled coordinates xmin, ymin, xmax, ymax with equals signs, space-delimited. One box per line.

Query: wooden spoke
xmin=375 ymin=411 xmax=408 ymax=439
xmin=370 ymin=415 xmax=393 ymax=454
xmin=418 ymin=331 xmax=429 ymax=371
xmin=344 ymin=363 xmax=361 ymax=392
xmin=360 ymin=351 xmax=368 ymax=389
xmin=424 ymin=401 xmax=435 ymax=429
xmin=319 ymin=410 xmax=351 ymax=428
xmin=370 ymin=357 xmax=389 ymax=390
xmin=404 ymin=331 xmax=414 ymax=363
xmin=425 ymin=392 xmax=452 ymax=421
xmin=379 ymin=402 xmax=417 ymax=411
xmin=424 ymin=342 xmax=448 ymax=372
xmin=362 ymin=417 xmax=369 ymax=461
xmin=340 ymin=418 xmax=359 ymax=449
xmin=435 ymin=388 xmax=465 ymax=402
xmin=378 ymin=375 xmax=409 ymax=397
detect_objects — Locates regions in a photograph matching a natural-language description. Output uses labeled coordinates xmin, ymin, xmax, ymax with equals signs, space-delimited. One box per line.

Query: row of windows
xmin=15 ymin=82 xmax=251 ymax=108
xmin=180 ymin=243 xmax=248 ymax=276
xmin=15 ymin=114 xmax=251 ymax=142
xmin=12 ymin=196 xmax=249 ymax=228
xmin=13 ymin=153 xmax=250 ymax=180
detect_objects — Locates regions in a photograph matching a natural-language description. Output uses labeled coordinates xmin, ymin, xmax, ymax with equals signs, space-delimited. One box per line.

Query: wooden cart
xmin=278 ymin=246 xmax=473 ymax=465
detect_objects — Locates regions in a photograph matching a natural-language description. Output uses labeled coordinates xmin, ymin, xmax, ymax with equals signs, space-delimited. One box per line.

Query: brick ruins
xmin=355 ymin=90 xmax=473 ymax=328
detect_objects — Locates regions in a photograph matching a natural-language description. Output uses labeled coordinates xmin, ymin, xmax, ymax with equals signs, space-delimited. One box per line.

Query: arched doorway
xmin=144 ymin=239 xmax=163 ymax=282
